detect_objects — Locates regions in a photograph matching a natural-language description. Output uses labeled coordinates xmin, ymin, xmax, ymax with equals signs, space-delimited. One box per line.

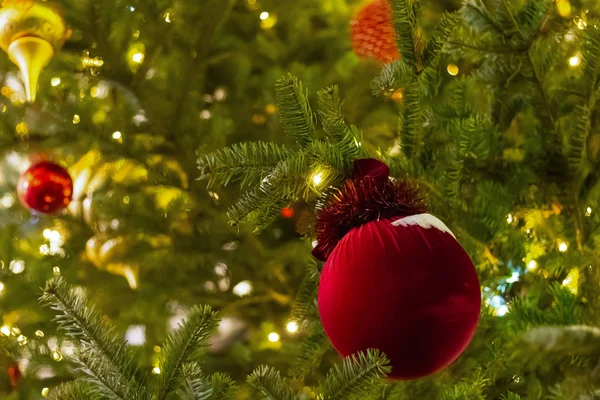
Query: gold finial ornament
xmin=0 ymin=0 xmax=70 ymax=102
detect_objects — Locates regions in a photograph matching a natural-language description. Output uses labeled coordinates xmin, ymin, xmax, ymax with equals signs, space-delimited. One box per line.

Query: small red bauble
xmin=281 ymin=207 xmax=295 ymax=219
xmin=18 ymin=161 xmax=73 ymax=214
xmin=314 ymin=159 xmax=480 ymax=380
xmin=351 ymin=0 xmax=400 ymax=63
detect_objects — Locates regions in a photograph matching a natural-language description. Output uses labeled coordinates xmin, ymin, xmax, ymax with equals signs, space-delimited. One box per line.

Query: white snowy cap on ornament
xmin=392 ymin=213 xmax=456 ymax=239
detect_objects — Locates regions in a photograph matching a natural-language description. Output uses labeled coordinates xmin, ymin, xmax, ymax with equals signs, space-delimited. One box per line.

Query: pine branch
xmin=276 ymin=74 xmax=317 ymax=147
xmin=197 ymin=142 xmax=292 ymax=188
xmin=371 ymin=60 xmax=417 ymax=97
xmin=247 ymin=366 xmax=301 ymax=400
xmin=501 ymin=392 xmax=522 ymax=400
xmin=582 ymin=24 xmax=600 ymax=93
xmin=398 ymin=83 xmax=423 ymax=159
xmin=390 ymin=0 xmax=423 ymax=72
xmin=50 ymin=382 xmax=97 ymax=400
xmin=317 ymin=86 xmax=348 ymax=141
xmin=40 ymin=277 xmax=147 ymax=400
xmin=157 ymin=305 xmax=220 ymax=400
xmin=208 ymin=373 xmax=238 ymax=400
xmin=568 ymin=105 xmax=590 ymax=174
xmin=321 ymin=349 xmax=390 ymax=400
xmin=422 ymin=11 xmax=459 ymax=66
xmin=289 ymin=259 xmax=320 ymax=324
xmin=289 ymin=326 xmax=331 ymax=379
xmin=178 ymin=363 xmax=236 ymax=400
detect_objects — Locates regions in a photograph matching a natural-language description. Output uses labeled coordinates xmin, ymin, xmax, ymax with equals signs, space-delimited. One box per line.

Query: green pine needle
xmin=276 ymin=73 xmax=318 ymax=147
xmin=157 ymin=305 xmax=220 ymax=400
xmin=321 ymin=349 xmax=391 ymax=400
xmin=247 ymin=366 xmax=301 ymax=400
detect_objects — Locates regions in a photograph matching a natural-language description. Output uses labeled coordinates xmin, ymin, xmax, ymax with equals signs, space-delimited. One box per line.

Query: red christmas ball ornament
xmin=313 ymin=159 xmax=480 ymax=380
xmin=18 ymin=161 xmax=73 ymax=214
xmin=351 ymin=0 xmax=400 ymax=63
xmin=281 ymin=207 xmax=295 ymax=219
xmin=7 ymin=362 xmax=20 ymax=391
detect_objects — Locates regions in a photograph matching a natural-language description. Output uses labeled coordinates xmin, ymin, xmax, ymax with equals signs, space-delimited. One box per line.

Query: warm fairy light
xmin=260 ymin=13 xmax=278 ymax=29
xmin=312 ymin=240 xmax=318 ymax=248
xmin=50 ymin=77 xmax=61 ymax=87
xmin=586 ymin=207 xmax=592 ymax=216
xmin=153 ymin=345 xmax=161 ymax=353
xmin=0 ymin=193 xmax=15 ymax=209
xmin=51 ymin=351 xmax=63 ymax=361
xmin=0 ymin=326 xmax=11 ymax=336
xmin=268 ymin=332 xmax=280 ymax=342
xmin=53 ymin=266 xmax=61 ymax=275
xmin=132 ymin=52 xmax=145 ymax=63
xmin=200 ymin=110 xmax=212 ymax=120
xmin=41 ymin=387 xmax=50 ymax=397
xmin=73 ymin=114 xmax=81 ymax=124
xmin=0 ymin=281 xmax=4 ymax=293
xmin=152 ymin=366 xmax=161 ymax=374
xmin=312 ymin=172 xmax=324 ymax=186
xmin=527 ymin=260 xmax=538 ymax=271
xmin=10 ymin=260 xmax=25 ymax=274
xmin=112 ymin=131 xmax=122 ymax=140
xmin=286 ymin=321 xmax=299 ymax=333
xmin=15 ymin=121 xmax=28 ymax=136
xmin=232 ymin=280 xmax=253 ymax=297
xmin=559 ymin=242 xmax=568 ymax=252
xmin=447 ymin=64 xmax=459 ymax=76
xmin=575 ymin=16 xmax=587 ymax=30
xmin=556 ymin=0 xmax=571 ymax=18
xmin=164 ymin=11 xmax=172 ymax=23
xmin=569 ymin=55 xmax=581 ymax=67
xmin=123 ymin=267 xmax=138 ymax=290
xmin=11 ymin=327 xmax=20 ymax=335
xmin=259 ymin=11 xmax=269 ymax=20
xmin=265 ymin=104 xmax=278 ymax=114
xmin=17 ymin=334 xmax=27 ymax=345
xmin=35 ymin=330 xmax=45 ymax=337
xmin=506 ymin=214 xmax=513 ymax=223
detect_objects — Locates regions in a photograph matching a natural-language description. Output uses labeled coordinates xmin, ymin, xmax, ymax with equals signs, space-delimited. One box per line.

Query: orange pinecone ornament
xmin=351 ymin=0 xmax=400 ymax=63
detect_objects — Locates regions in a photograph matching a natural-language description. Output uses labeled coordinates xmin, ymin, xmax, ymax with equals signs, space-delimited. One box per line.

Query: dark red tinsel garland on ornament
xmin=312 ymin=159 xmax=426 ymax=261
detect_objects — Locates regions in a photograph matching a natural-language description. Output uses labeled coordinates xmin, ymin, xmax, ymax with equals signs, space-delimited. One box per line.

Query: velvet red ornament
xmin=350 ymin=0 xmax=400 ymax=63
xmin=18 ymin=161 xmax=73 ymax=214
xmin=315 ymin=159 xmax=480 ymax=380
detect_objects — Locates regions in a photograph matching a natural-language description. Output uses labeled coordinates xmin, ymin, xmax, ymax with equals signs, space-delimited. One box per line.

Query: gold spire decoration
xmin=0 ymin=0 xmax=70 ymax=102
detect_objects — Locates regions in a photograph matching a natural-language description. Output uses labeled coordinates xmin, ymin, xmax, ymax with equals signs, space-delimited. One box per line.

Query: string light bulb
xmin=569 ymin=55 xmax=581 ymax=67
xmin=152 ymin=366 xmax=161 ymax=374
xmin=506 ymin=214 xmax=514 ymax=223
xmin=586 ymin=207 xmax=592 ymax=216
xmin=50 ymin=77 xmax=61 ymax=87
xmin=447 ymin=64 xmax=459 ymax=76
xmin=312 ymin=172 xmax=324 ymax=186
xmin=41 ymin=388 xmax=50 ymax=397
xmin=112 ymin=131 xmax=122 ymax=140
xmin=0 ymin=281 xmax=4 ymax=292
xmin=132 ymin=52 xmax=144 ymax=63
xmin=51 ymin=351 xmax=63 ymax=361
xmin=0 ymin=326 xmax=10 ymax=336
xmin=527 ymin=260 xmax=538 ymax=271
xmin=559 ymin=242 xmax=568 ymax=252
xmin=268 ymin=332 xmax=280 ymax=342
xmin=259 ymin=11 xmax=269 ymax=20
xmin=286 ymin=321 xmax=299 ymax=333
